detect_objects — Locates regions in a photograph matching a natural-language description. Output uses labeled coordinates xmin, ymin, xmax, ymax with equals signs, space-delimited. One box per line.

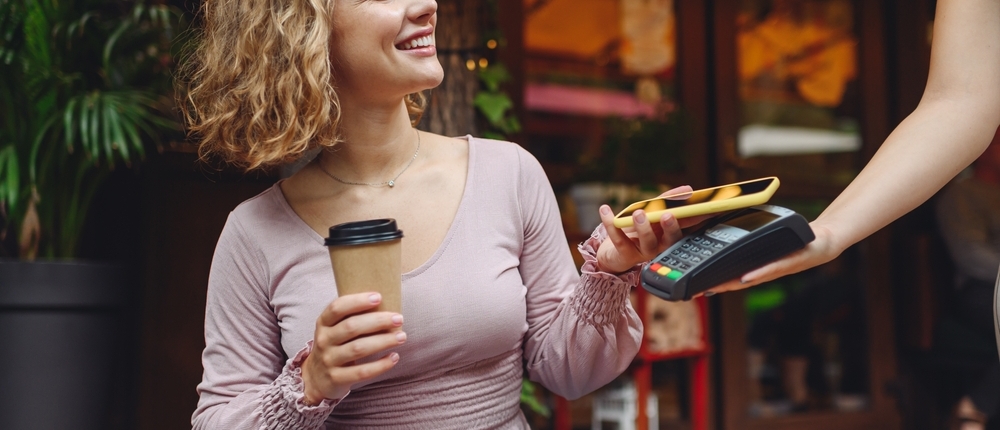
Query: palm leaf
xmin=0 ymin=145 xmax=19 ymax=214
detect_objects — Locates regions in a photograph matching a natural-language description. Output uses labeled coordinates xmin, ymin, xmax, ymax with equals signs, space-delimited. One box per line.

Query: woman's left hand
xmin=595 ymin=186 xmax=710 ymax=274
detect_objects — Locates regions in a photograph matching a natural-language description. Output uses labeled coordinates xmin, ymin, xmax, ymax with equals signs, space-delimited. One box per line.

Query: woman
xmin=183 ymin=1 xmax=694 ymax=428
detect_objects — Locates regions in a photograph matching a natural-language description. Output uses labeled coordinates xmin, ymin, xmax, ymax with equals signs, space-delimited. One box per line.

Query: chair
xmin=591 ymin=380 xmax=658 ymax=430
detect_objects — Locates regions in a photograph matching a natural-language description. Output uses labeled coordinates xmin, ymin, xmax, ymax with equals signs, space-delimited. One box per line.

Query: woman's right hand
xmin=301 ymin=292 xmax=406 ymax=405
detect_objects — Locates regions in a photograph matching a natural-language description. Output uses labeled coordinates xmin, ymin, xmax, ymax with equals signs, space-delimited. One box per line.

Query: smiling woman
xmin=179 ymin=0 xmax=699 ymax=429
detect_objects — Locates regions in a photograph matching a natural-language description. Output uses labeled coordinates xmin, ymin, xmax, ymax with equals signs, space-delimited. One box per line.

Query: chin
xmin=413 ymin=70 xmax=445 ymax=91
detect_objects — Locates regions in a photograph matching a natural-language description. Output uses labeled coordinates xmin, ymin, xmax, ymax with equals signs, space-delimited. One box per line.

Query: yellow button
xmin=656 ymin=266 xmax=671 ymax=276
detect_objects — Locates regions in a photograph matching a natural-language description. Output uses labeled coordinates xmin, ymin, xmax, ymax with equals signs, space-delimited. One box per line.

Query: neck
xmin=319 ymin=100 xmax=418 ymax=184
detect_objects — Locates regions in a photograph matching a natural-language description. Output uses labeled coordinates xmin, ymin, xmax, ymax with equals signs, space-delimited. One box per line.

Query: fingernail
xmin=390 ymin=352 xmax=400 ymax=363
xmin=704 ymin=291 xmax=716 ymax=297
xmin=740 ymin=277 xmax=751 ymax=284
xmin=600 ymin=205 xmax=611 ymax=215
xmin=396 ymin=332 xmax=407 ymax=343
xmin=661 ymin=213 xmax=675 ymax=224
xmin=635 ymin=210 xmax=646 ymax=224
xmin=369 ymin=293 xmax=381 ymax=303
xmin=391 ymin=314 xmax=403 ymax=325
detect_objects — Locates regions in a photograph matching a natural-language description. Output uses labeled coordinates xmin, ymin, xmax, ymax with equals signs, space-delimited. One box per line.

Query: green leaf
xmin=88 ymin=93 xmax=100 ymax=160
xmin=473 ymin=92 xmax=512 ymax=126
xmin=0 ymin=145 xmax=19 ymax=213
xmin=503 ymin=115 xmax=522 ymax=134
xmin=63 ymin=96 xmax=77 ymax=152
xmin=477 ymin=64 xmax=511 ymax=93
xmin=481 ymin=131 xmax=506 ymax=140
xmin=103 ymin=20 xmax=132 ymax=77
xmin=520 ymin=380 xmax=551 ymax=417
xmin=101 ymin=95 xmax=114 ymax=167
xmin=106 ymin=101 xmax=129 ymax=163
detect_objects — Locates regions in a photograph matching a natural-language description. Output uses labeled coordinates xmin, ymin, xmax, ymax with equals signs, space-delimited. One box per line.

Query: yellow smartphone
xmin=612 ymin=177 xmax=780 ymax=229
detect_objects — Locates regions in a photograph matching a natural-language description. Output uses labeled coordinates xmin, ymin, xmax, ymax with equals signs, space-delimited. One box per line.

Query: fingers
xmin=600 ymin=204 xmax=635 ymax=251
xmin=741 ymin=246 xmax=814 ymax=285
xmin=318 ymin=292 xmax=385 ymax=327
xmin=334 ymin=352 xmax=401 ymax=383
xmin=660 ymin=185 xmax=694 ymax=199
xmin=632 ymin=210 xmax=659 ymax=257
xmin=318 ymin=311 xmax=403 ymax=349
xmin=316 ymin=329 xmax=407 ymax=368
xmin=658 ymin=213 xmax=683 ymax=246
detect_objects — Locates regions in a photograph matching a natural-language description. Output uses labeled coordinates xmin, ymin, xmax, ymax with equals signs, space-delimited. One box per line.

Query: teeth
xmin=400 ymin=35 xmax=434 ymax=50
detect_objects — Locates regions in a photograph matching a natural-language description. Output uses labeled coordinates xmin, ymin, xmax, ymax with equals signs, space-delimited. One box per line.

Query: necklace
xmin=318 ymin=130 xmax=421 ymax=188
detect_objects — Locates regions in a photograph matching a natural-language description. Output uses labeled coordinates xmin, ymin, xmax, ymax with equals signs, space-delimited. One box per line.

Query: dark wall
xmin=134 ymin=152 xmax=275 ymax=430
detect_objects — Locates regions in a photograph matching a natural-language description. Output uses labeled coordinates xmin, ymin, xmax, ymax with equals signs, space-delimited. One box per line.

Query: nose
xmin=408 ymin=0 xmax=436 ymax=24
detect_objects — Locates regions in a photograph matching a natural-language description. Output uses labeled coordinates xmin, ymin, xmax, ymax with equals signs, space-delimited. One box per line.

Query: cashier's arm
xmin=700 ymin=0 xmax=1000 ymax=296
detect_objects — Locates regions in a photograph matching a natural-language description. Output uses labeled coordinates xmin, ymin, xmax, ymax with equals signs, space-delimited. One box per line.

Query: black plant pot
xmin=0 ymin=261 xmax=128 ymax=430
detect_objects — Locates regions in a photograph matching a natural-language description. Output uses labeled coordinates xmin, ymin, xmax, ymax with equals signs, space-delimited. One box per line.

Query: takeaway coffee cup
xmin=325 ymin=219 xmax=403 ymax=314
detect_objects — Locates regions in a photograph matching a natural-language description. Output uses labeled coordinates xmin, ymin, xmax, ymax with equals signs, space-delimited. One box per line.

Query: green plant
xmin=474 ymin=63 xmax=521 ymax=140
xmin=0 ymin=0 xmax=183 ymax=259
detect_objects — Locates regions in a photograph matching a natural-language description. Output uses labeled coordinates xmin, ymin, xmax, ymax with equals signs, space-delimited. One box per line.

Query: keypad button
xmin=681 ymin=243 xmax=691 ymax=250
xmin=650 ymin=263 xmax=663 ymax=271
xmin=666 ymin=270 xmax=682 ymax=280
xmin=667 ymin=258 xmax=681 ymax=266
xmin=691 ymin=237 xmax=703 ymax=244
xmin=691 ymin=256 xmax=703 ymax=263
xmin=713 ymin=243 xmax=725 ymax=249
xmin=679 ymin=263 xmax=691 ymax=270
xmin=690 ymin=246 xmax=702 ymax=253
xmin=670 ymin=249 xmax=681 ymax=256
xmin=679 ymin=252 xmax=691 ymax=259
xmin=656 ymin=266 xmax=671 ymax=276
xmin=701 ymin=249 xmax=713 ymax=256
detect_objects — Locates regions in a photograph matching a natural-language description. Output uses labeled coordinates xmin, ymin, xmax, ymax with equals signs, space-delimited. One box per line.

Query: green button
xmin=666 ymin=270 xmax=682 ymax=280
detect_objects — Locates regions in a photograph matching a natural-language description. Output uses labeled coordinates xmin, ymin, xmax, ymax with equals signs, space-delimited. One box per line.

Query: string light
xmin=466 ymin=59 xmax=476 ymax=71
xmin=479 ymin=58 xmax=488 ymax=68
xmin=486 ymin=39 xmax=498 ymax=49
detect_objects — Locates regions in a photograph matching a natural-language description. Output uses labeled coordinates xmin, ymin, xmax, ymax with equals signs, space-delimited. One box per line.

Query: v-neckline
xmin=271 ymin=135 xmax=477 ymax=279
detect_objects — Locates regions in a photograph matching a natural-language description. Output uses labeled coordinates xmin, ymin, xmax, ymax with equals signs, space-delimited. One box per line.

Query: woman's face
xmin=329 ymin=0 xmax=443 ymax=102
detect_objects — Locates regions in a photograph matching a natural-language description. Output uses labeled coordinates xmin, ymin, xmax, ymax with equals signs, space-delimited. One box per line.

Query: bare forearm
xmin=813 ymin=0 xmax=1000 ymax=251
xmin=815 ymin=100 xmax=998 ymax=249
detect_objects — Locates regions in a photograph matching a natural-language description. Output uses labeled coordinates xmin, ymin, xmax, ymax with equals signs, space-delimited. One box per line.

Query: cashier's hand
xmin=596 ymin=186 xmax=712 ymax=274
xmin=692 ymin=222 xmax=842 ymax=298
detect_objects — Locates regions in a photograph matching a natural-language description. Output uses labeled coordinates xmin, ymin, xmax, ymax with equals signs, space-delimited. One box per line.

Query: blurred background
xmin=1 ymin=1 xmax=993 ymax=429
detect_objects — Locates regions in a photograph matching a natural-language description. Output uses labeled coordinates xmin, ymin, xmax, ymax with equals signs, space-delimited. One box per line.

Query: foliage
xmin=474 ymin=63 xmax=521 ymax=140
xmin=0 ymin=0 xmax=184 ymax=259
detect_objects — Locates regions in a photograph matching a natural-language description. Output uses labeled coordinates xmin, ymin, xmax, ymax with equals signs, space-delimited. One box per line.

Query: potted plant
xmin=0 ymin=1 xmax=183 ymax=428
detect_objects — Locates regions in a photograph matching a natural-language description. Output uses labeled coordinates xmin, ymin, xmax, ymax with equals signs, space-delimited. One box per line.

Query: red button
xmin=650 ymin=263 xmax=663 ymax=271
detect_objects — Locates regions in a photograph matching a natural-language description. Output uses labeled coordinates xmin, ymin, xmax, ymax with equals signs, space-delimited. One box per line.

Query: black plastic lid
xmin=325 ymin=218 xmax=403 ymax=246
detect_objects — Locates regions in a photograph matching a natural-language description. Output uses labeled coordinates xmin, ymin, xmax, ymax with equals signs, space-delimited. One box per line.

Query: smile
xmin=397 ymin=35 xmax=435 ymax=50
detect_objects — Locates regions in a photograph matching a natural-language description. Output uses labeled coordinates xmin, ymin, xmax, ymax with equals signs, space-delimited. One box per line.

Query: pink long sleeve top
xmin=192 ymin=137 xmax=643 ymax=429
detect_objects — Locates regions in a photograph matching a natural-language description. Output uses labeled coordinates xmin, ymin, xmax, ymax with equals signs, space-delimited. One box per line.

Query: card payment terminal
xmin=641 ymin=205 xmax=815 ymax=301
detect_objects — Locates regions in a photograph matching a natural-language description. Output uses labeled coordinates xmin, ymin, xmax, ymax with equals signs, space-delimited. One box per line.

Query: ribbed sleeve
xmin=257 ymin=342 xmax=341 ymax=429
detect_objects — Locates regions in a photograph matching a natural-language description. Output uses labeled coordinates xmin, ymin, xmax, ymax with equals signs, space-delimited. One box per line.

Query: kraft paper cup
xmin=325 ymin=219 xmax=403 ymax=314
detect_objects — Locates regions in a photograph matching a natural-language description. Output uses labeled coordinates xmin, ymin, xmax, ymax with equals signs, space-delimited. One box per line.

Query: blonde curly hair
xmin=179 ymin=0 xmax=426 ymax=171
